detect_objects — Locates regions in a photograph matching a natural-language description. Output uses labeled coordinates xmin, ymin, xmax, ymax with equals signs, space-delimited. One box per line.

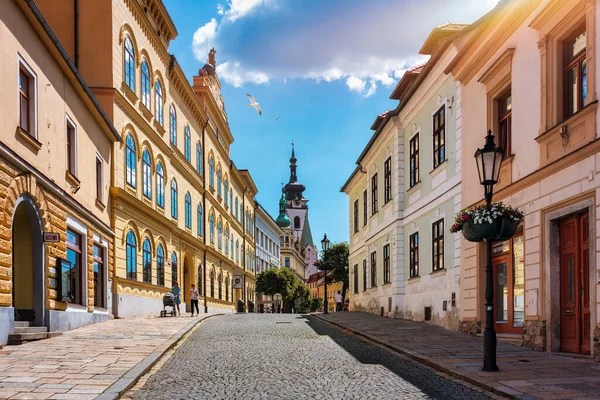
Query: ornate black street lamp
xmin=320 ymin=233 xmax=331 ymax=315
xmin=474 ymin=130 xmax=504 ymax=372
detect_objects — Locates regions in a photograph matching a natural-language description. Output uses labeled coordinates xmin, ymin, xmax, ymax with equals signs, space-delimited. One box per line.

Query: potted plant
xmin=450 ymin=202 xmax=523 ymax=242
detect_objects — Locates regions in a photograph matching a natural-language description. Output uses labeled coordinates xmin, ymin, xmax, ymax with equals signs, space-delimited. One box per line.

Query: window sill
xmin=217 ymin=195 xmax=222 ymax=202
xmin=383 ymin=199 xmax=393 ymax=209
xmin=139 ymin=103 xmax=153 ymax=121
xmin=121 ymin=82 xmax=138 ymax=104
xmin=209 ymin=186 xmax=215 ymax=195
xmin=382 ymin=282 xmax=392 ymax=287
xmin=153 ymin=120 xmax=165 ymax=136
xmin=156 ymin=206 xmax=165 ymax=215
xmin=142 ymin=196 xmax=152 ymax=207
xmin=408 ymin=276 xmax=420 ymax=283
xmin=95 ymin=199 xmax=106 ymax=211
xmin=125 ymin=185 xmax=137 ymax=197
xmin=430 ymin=268 xmax=446 ymax=278
xmin=430 ymin=161 xmax=447 ymax=177
xmin=16 ymin=127 xmax=42 ymax=151
xmin=407 ymin=181 xmax=421 ymax=194
xmin=65 ymin=170 xmax=80 ymax=187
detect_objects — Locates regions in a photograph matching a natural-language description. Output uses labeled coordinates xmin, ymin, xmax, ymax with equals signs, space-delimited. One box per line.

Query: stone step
xmin=497 ymin=333 xmax=524 ymax=347
xmin=7 ymin=332 xmax=61 ymax=345
xmin=13 ymin=321 xmax=32 ymax=328
xmin=11 ymin=326 xmax=49 ymax=334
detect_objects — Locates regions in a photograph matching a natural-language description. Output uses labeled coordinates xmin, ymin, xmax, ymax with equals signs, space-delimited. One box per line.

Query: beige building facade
xmin=0 ymin=0 xmax=121 ymax=345
xmin=36 ymin=0 xmax=258 ymax=316
xmin=449 ymin=0 xmax=600 ymax=356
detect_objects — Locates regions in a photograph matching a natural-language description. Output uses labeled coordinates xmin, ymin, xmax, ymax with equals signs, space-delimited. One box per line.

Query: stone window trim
xmin=92 ymin=233 xmax=109 ymax=311
xmin=409 ymin=132 xmax=420 ymax=188
xmin=478 ymin=47 xmax=515 ymax=189
xmin=532 ymin=0 xmax=596 ymax=134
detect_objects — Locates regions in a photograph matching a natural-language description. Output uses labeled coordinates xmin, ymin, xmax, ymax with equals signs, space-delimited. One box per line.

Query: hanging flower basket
xmin=450 ymin=202 xmax=524 ymax=242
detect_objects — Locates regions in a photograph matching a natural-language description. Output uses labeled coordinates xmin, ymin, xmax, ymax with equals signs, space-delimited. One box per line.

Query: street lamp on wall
xmin=475 ymin=130 xmax=504 ymax=372
xmin=320 ymin=233 xmax=331 ymax=315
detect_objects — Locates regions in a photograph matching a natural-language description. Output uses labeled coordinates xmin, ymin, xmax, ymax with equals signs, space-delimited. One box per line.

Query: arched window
xmin=236 ymin=240 xmax=239 ymax=264
xmin=225 ymin=226 xmax=229 ymax=255
xmin=141 ymin=61 xmax=151 ymax=109
xmin=224 ymin=180 xmax=229 ymax=206
xmin=217 ymin=169 xmax=222 ymax=198
xmin=209 ymin=213 xmax=215 ymax=243
xmin=124 ymin=37 xmax=135 ymax=90
xmin=230 ymin=235 xmax=234 ymax=259
xmin=197 ymin=264 xmax=203 ymax=295
xmin=197 ymin=204 xmax=203 ymax=237
xmin=218 ymin=221 xmax=223 ymax=250
xmin=171 ymin=179 xmax=178 ymax=219
xmin=210 ymin=269 xmax=215 ymax=298
xmin=126 ymin=134 xmax=136 ymax=187
xmin=143 ymin=238 xmax=152 ymax=283
xmin=218 ymin=272 xmax=222 ymax=300
xmin=239 ymin=203 xmax=243 ymax=223
xmin=156 ymin=162 xmax=165 ymax=208
xmin=155 ymin=80 xmax=164 ymax=126
xmin=196 ymin=143 xmax=203 ymax=175
xmin=171 ymin=252 xmax=178 ymax=284
xmin=235 ymin=197 xmax=238 ymax=219
xmin=184 ymin=126 xmax=191 ymax=162
xmin=209 ymin=157 xmax=215 ymax=187
xmin=126 ymin=231 xmax=137 ymax=280
xmin=294 ymin=216 xmax=301 ymax=229
xmin=169 ymin=105 xmax=177 ymax=145
xmin=157 ymin=244 xmax=165 ymax=286
xmin=142 ymin=150 xmax=152 ymax=199
xmin=225 ymin=276 xmax=229 ymax=302
xmin=229 ymin=189 xmax=233 ymax=213
xmin=185 ymin=192 xmax=192 ymax=229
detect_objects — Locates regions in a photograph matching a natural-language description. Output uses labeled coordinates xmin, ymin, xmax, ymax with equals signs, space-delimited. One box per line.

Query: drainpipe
xmin=242 ymin=186 xmax=248 ymax=309
xmin=201 ymin=119 xmax=209 ymax=313
xmin=253 ymin=201 xmax=258 ymax=309
xmin=74 ymin=0 xmax=79 ymax=69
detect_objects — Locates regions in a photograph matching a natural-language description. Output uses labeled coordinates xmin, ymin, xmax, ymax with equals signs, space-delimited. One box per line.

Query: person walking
xmin=172 ymin=281 xmax=181 ymax=316
xmin=335 ymin=291 xmax=343 ymax=312
xmin=190 ymin=284 xmax=200 ymax=316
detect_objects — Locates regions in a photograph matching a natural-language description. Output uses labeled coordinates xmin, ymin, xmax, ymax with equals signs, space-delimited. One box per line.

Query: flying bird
xmin=273 ymin=115 xmax=280 ymax=121
xmin=246 ymin=94 xmax=262 ymax=115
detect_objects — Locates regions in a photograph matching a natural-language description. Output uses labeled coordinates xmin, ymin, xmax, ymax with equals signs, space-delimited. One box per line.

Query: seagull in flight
xmin=273 ymin=115 xmax=280 ymax=121
xmin=246 ymin=94 xmax=262 ymax=115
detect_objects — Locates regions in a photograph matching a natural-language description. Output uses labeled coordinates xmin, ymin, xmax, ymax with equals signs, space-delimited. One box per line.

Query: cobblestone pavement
xmin=132 ymin=314 xmax=499 ymax=400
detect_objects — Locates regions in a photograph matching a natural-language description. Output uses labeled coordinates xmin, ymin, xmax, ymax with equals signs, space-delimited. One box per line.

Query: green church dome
xmin=276 ymin=194 xmax=291 ymax=228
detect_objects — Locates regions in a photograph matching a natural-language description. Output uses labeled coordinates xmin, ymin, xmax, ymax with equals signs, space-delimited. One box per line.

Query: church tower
xmin=282 ymin=143 xmax=313 ymax=247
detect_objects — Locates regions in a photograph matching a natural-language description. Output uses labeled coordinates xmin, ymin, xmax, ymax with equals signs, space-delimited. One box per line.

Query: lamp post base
xmin=482 ymin=328 xmax=498 ymax=371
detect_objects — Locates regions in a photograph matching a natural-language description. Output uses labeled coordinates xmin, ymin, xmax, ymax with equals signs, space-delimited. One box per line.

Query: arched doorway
xmin=11 ymin=195 xmax=44 ymax=326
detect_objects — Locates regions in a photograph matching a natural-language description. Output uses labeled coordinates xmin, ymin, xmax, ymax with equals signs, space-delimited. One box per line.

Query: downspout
xmin=253 ymin=201 xmax=258 ymax=309
xmin=242 ymin=186 xmax=248 ymax=309
xmin=74 ymin=0 xmax=79 ymax=69
xmin=201 ymin=119 xmax=209 ymax=313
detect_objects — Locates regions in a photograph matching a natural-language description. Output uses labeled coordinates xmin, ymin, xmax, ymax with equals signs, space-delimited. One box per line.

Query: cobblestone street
xmin=132 ymin=314 xmax=497 ymax=400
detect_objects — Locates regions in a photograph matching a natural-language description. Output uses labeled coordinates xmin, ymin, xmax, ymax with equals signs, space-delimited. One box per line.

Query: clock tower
xmin=283 ymin=143 xmax=312 ymax=244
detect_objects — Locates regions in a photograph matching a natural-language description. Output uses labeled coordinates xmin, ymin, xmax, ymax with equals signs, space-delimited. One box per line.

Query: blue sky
xmin=163 ymin=0 xmax=498 ymax=245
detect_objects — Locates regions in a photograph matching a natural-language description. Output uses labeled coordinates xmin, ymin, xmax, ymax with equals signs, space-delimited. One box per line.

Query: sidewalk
xmin=0 ymin=313 xmax=219 ymax=400
xmin=314 ymin=312 xmax=600 ymax=400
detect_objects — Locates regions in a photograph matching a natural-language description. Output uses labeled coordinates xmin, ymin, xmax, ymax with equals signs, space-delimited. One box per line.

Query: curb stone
xmin=311 ymin=314 xmax=524 ymax=400
xmin=96 ymin=314 xmax=222 ymax=400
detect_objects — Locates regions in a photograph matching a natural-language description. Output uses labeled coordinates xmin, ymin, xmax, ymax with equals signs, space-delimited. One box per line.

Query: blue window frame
xmin=218 ymin=221 xmax=222 ymax=250
xmin=229 ymin=189 xmax=233 ymax=213
xmin=225 ymin=227 xmax=229 ymax=255
xmin=143 ymin=238 xmax=151 ymax=283
xmin=236 ymin=240 xmax=239 ymax=263
xmin=155 ymin=80 xmax=163 ymax=126
xmin=169 ymin=105 xmax=177 ymax=145
xmin=126 ymin=134 xmax=136 ymax=188
xmin=209 ymin=213 xmax=215 ymax=243
xmin=156 ymin=162 xmax=165 ymax=208
xmin=157 ymin=244 xmax=164 ymax=286
xmin=185 ymin=192 xmax=192 ymax=229
xmin=197 ymin=204 xmax=203 ymax=236
xmin=171 ymin=252 xmax=178 ymax=284
xmin=142 ymin=150 xmax=152 ymax=199
xmin=209 ymin=158 xmax=215 ymax=187
xmin=124 ymin=37 xmax=135 ymax=90
xmin=126 ymin=231 xmax=136 ymax=280
xmin=224 ymin=180 xmax=229 ymax=206
xmin=196 ymin=143 xmax=203 ymax=175
xmin=235 ymin=197 xmax=238 ymax=219
xmin=171 ymin=179 xmax=178 ymax=219
xmin=184 ymin=126 xmax=191 ymax=162
xmin=217 ymin=169 xmax=222 ymax=198
xmin=141 ymin=61 xmax=151 ymax=109
xmin=230 ymin=236 xmax=234 ymax=259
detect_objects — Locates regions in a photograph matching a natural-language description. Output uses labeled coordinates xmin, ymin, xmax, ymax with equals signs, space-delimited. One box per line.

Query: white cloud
xmin=217 ymin=4 xmax=224 ymax=15
xmin=225 ymin=0 xmax=268 ymax=22
xmin=364 ymin=80 xmax=378 ymax=98
xmin=346 ymin=76 xmax=365 ymax=93
xmin=192 ymin=18 xmax=218 ymax=60
xmin=217 ymin=61 xmax=270 ymax=87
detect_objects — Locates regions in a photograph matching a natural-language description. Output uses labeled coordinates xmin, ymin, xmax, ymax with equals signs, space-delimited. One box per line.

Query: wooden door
xmin=559 ymin=212 xmax=590 ymax=354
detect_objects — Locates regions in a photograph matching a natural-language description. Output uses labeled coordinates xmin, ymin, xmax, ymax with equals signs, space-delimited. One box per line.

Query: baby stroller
xmin=160 ymin=292 xmax=177 ymax=317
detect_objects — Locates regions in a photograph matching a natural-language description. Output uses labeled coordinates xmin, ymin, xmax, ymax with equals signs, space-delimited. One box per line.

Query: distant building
xmin=255 ymin=202 xmax=282 ymax=274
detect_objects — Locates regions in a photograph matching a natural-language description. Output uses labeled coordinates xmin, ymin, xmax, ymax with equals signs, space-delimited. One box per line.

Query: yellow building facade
xmin=0 ymin=0 xmax=120 ymax=345
xmin=36 ymin=0 xmax=257 ymax=316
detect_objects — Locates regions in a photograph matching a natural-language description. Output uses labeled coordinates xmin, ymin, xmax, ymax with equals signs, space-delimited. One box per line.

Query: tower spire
xmin=282 ymin=141 xmax=306 ymax=201
xmin=289 ymin=141 xmax=297 ymax=183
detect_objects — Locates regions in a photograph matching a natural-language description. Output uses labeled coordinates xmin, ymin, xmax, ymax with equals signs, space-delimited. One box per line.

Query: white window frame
xmin=17 ymin=55 xmax=38 ymax=139
xmin=96 ymin=153 xmax=104 ymax=204
xmin=66 ymin=114 xmax=78 ymax=177
xmin=66 ymin=216 xmax=88 ymax=308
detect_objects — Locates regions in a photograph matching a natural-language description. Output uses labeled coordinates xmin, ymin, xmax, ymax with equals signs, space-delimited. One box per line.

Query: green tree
xmin=310 ymin=297 xmax=323 ymax=312
xmin=256 ymin=268 xmax=311 ymax=313
xmin=319 ymin=242 xmax=350 ymax=300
